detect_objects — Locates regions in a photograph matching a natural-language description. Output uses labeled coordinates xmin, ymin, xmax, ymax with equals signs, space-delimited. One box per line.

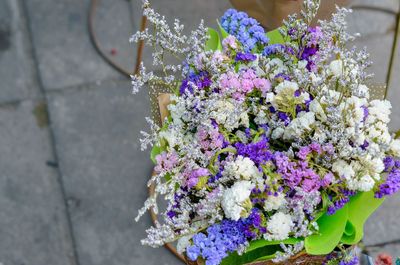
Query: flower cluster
xmin=132 ymin=0 xmax=400 ymax=264
xmin=220 ymin=9 xmax=269 ymax=52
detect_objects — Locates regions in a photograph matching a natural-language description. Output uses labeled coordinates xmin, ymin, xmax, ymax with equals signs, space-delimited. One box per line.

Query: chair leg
xmin=385 ymin=2 xmax=400 ymax=99
xmin=134 ymin=15 xmax=147 ymax=75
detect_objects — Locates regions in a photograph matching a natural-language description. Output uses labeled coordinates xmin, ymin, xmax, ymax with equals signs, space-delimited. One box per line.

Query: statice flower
xmin=235 ymin=52 xmax=257 ymax=62
xmin=376 ymin=157 xmax=400 ymax=198
xmin=221 ymin=181 xmax=254 ymax=221
xmin=154 ymin=151 xmax=179 ymax=173
xmin=327 ymin=189 xmax=356 ymax=215
xmin=220 ymin=9 xmax=269 ymax=52
xmin=186 ymin=220 xmax=247 ymax=265
xmin=235 ymin=137 xmax=273 ymax=166
xmin=180 ymin=70 xmax=212 ymax=95
xmin=265 ymin=212 xmax=294 ymax=241
xmin=339 ymin=255 xmax=359 ymax=265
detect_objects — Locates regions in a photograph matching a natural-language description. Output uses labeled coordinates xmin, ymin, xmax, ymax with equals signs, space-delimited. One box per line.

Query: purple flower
xmin=327 ymin=190 xmax=356 ymax=215
xmin=187 ymin=168 xmax=209 ymax=188
xmin=235 ymin=52 xmax=257 ymax=62
xmin=263 ymin=44 xmax=285 ymax=56
xmin=383 ymin=156 xmax=396 ymax=171
xmin=375 ymin=157 xmax=400 ymax=198
xmin=180 ymin=71 xmax=212 ymax=95
xmin=278 ymin=112 xmax=290 ymax=125
xmin=321 ymin=172 xmax=334 ymax=187
xmin=297 ymin=146 xmax=311 ymax=160
xmin=360 ymin=140 xmax=369 ymax=150
xmin=362 ymin=105 xmax=369 ymax=122
xmin=235 ymin=138 xmax=273 ymax=166
xmin=339 ymin=255 xmax=359 ymax=265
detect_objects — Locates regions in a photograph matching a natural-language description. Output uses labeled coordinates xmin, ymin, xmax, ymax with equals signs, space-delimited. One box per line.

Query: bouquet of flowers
xmin=132 ymin=0 xmax=400 ymax=264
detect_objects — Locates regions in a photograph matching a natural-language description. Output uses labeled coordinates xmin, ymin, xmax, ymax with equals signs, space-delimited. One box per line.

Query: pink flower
xmin=187 ymin=168 xmax=209 ymax=188
xmin=229 ymin=76 xmax=241 ymax=89
xmin=241 ymin=79 xmax=254 ymax=93
xmin=242 ymin=69 xmax=257 ymax=80
xmin=253 ymin=78 xmax=271 ymax=93
xmin=375 ymin=253 xmax=393 ymax=265
xmin=154 ymin=151 xmax=179 ymax=173
xmin=222 ymin=35 xmax=238 ymax=51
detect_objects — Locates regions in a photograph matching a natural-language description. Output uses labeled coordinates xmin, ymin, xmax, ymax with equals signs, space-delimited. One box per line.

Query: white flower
xmin=329 ymin=59 xmax=343 ymax=77
xmin=342 ymin=96 xmax=366 ymax=127
xmin=275 ymin=80 xmax=299 ymax=95
xmin=211 ymin=99 xmax=243 ymax=131
xmin=159 ymin=130 xmax=178 ymax=147
xmin=283 ymin=112 xmax=315 ymax=140
xmin=390 ymin=139 xmax=400 ymax=157
xmin=240 ymin=112 xmax=250 ymax=128
xmin=266 ymin=212 xmax=293 ymax=240
xmin=265 ymin=92 xmax=275 ymax=103
xmin=267 ymin=58 xmax=286 ymax=78
xmin=221 ymin=181 xmax=254 ymax=221
xmin=298 ymin=60 xmax=308 ymax=69
xmin=357 ymin=175 xmax=375 ymax=192
xmin=271 ymin=127 xmax=285 ymax=140
xmin=224 ymin=156 xmax=262 ymax=180
xmin=213 ymin=100 xmax=234 ymax=124
xmin=367 ymin=100 xmax=392 ymax=124
xmin=264 ymin=193 xmax=286 ymax=212
xmin=177 ymin=235 xmax=192 ymax=254
xmin=310 ymin=72 xmax=322 ymax=85
xmin=309 ymin=100 xmax=327 ymax=122
xmin=332 ymin=160 xmax=355 ymax=180
xmin=346 ymin=167 xmax=375 ymax=191
xmin=357 ymin=84 xmax=370 ymax=99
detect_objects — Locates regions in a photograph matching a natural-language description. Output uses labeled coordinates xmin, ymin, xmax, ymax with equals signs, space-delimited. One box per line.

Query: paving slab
xmin=387 ymin=31 xmax=400 ymax=132
xmin=23 ymin=0 xmax=131 ymax=91
xmin=364 ymin=193 xmax=400 ymax=247
xmin=351 ymin=0 xmax=399 ymax=13
xmin=0 ymin=99 xmax=75 ymax=265
xmin=47 ymin=80 xmax=179 ymax=265
xmin=347 ymin=7 xmax=397 ymax=38
xmin=86 ymin=0 xmax=137 ymax=75
xmin=0 ymin=0 xmax=40 ymax=103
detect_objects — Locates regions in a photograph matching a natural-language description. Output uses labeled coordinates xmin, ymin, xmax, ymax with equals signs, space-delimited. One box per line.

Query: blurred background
xmin=0 ymin=0 xmax=399 ymax=264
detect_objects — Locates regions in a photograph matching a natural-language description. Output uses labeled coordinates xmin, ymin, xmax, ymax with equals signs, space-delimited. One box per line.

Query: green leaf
xmin=221 ymin=245 xmax=282 ymax=265
xmin=220 ymin=238 xmax=301 ymax=265
xmin=395 ymin=129 xmax=400 ymax=139
xmin=343 ymin=221 xmax=355 ymax=236
xmin=205 ymin=28 xmax=222 ymax=51
xmin=150 ymin=145 xmax=162 ymax=164
xmin=266 ymin=28 xmax=285 ymax=45
xmin=340 ymin=191 xmax=385 ymax=245
xmin=246 ymin=237 xmax=301 ymax=253
xmin=305 ymin=204 xmax=348 ymax=255
xmin=217 ymin=20 xmax=229 ymax=39
xmin=195 ymin=176 xmax=209 ymax=190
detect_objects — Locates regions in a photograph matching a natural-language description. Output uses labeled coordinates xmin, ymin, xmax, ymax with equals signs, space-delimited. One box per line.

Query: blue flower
xmin=186 ymin=245 xmax=201 ymax=261
xmin=220 ymin=9 xmax=269 ymax=52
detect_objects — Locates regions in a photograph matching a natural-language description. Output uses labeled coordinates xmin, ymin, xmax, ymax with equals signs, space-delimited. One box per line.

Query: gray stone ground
xmin=0 ymin=0 xmax=399 ymax=264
